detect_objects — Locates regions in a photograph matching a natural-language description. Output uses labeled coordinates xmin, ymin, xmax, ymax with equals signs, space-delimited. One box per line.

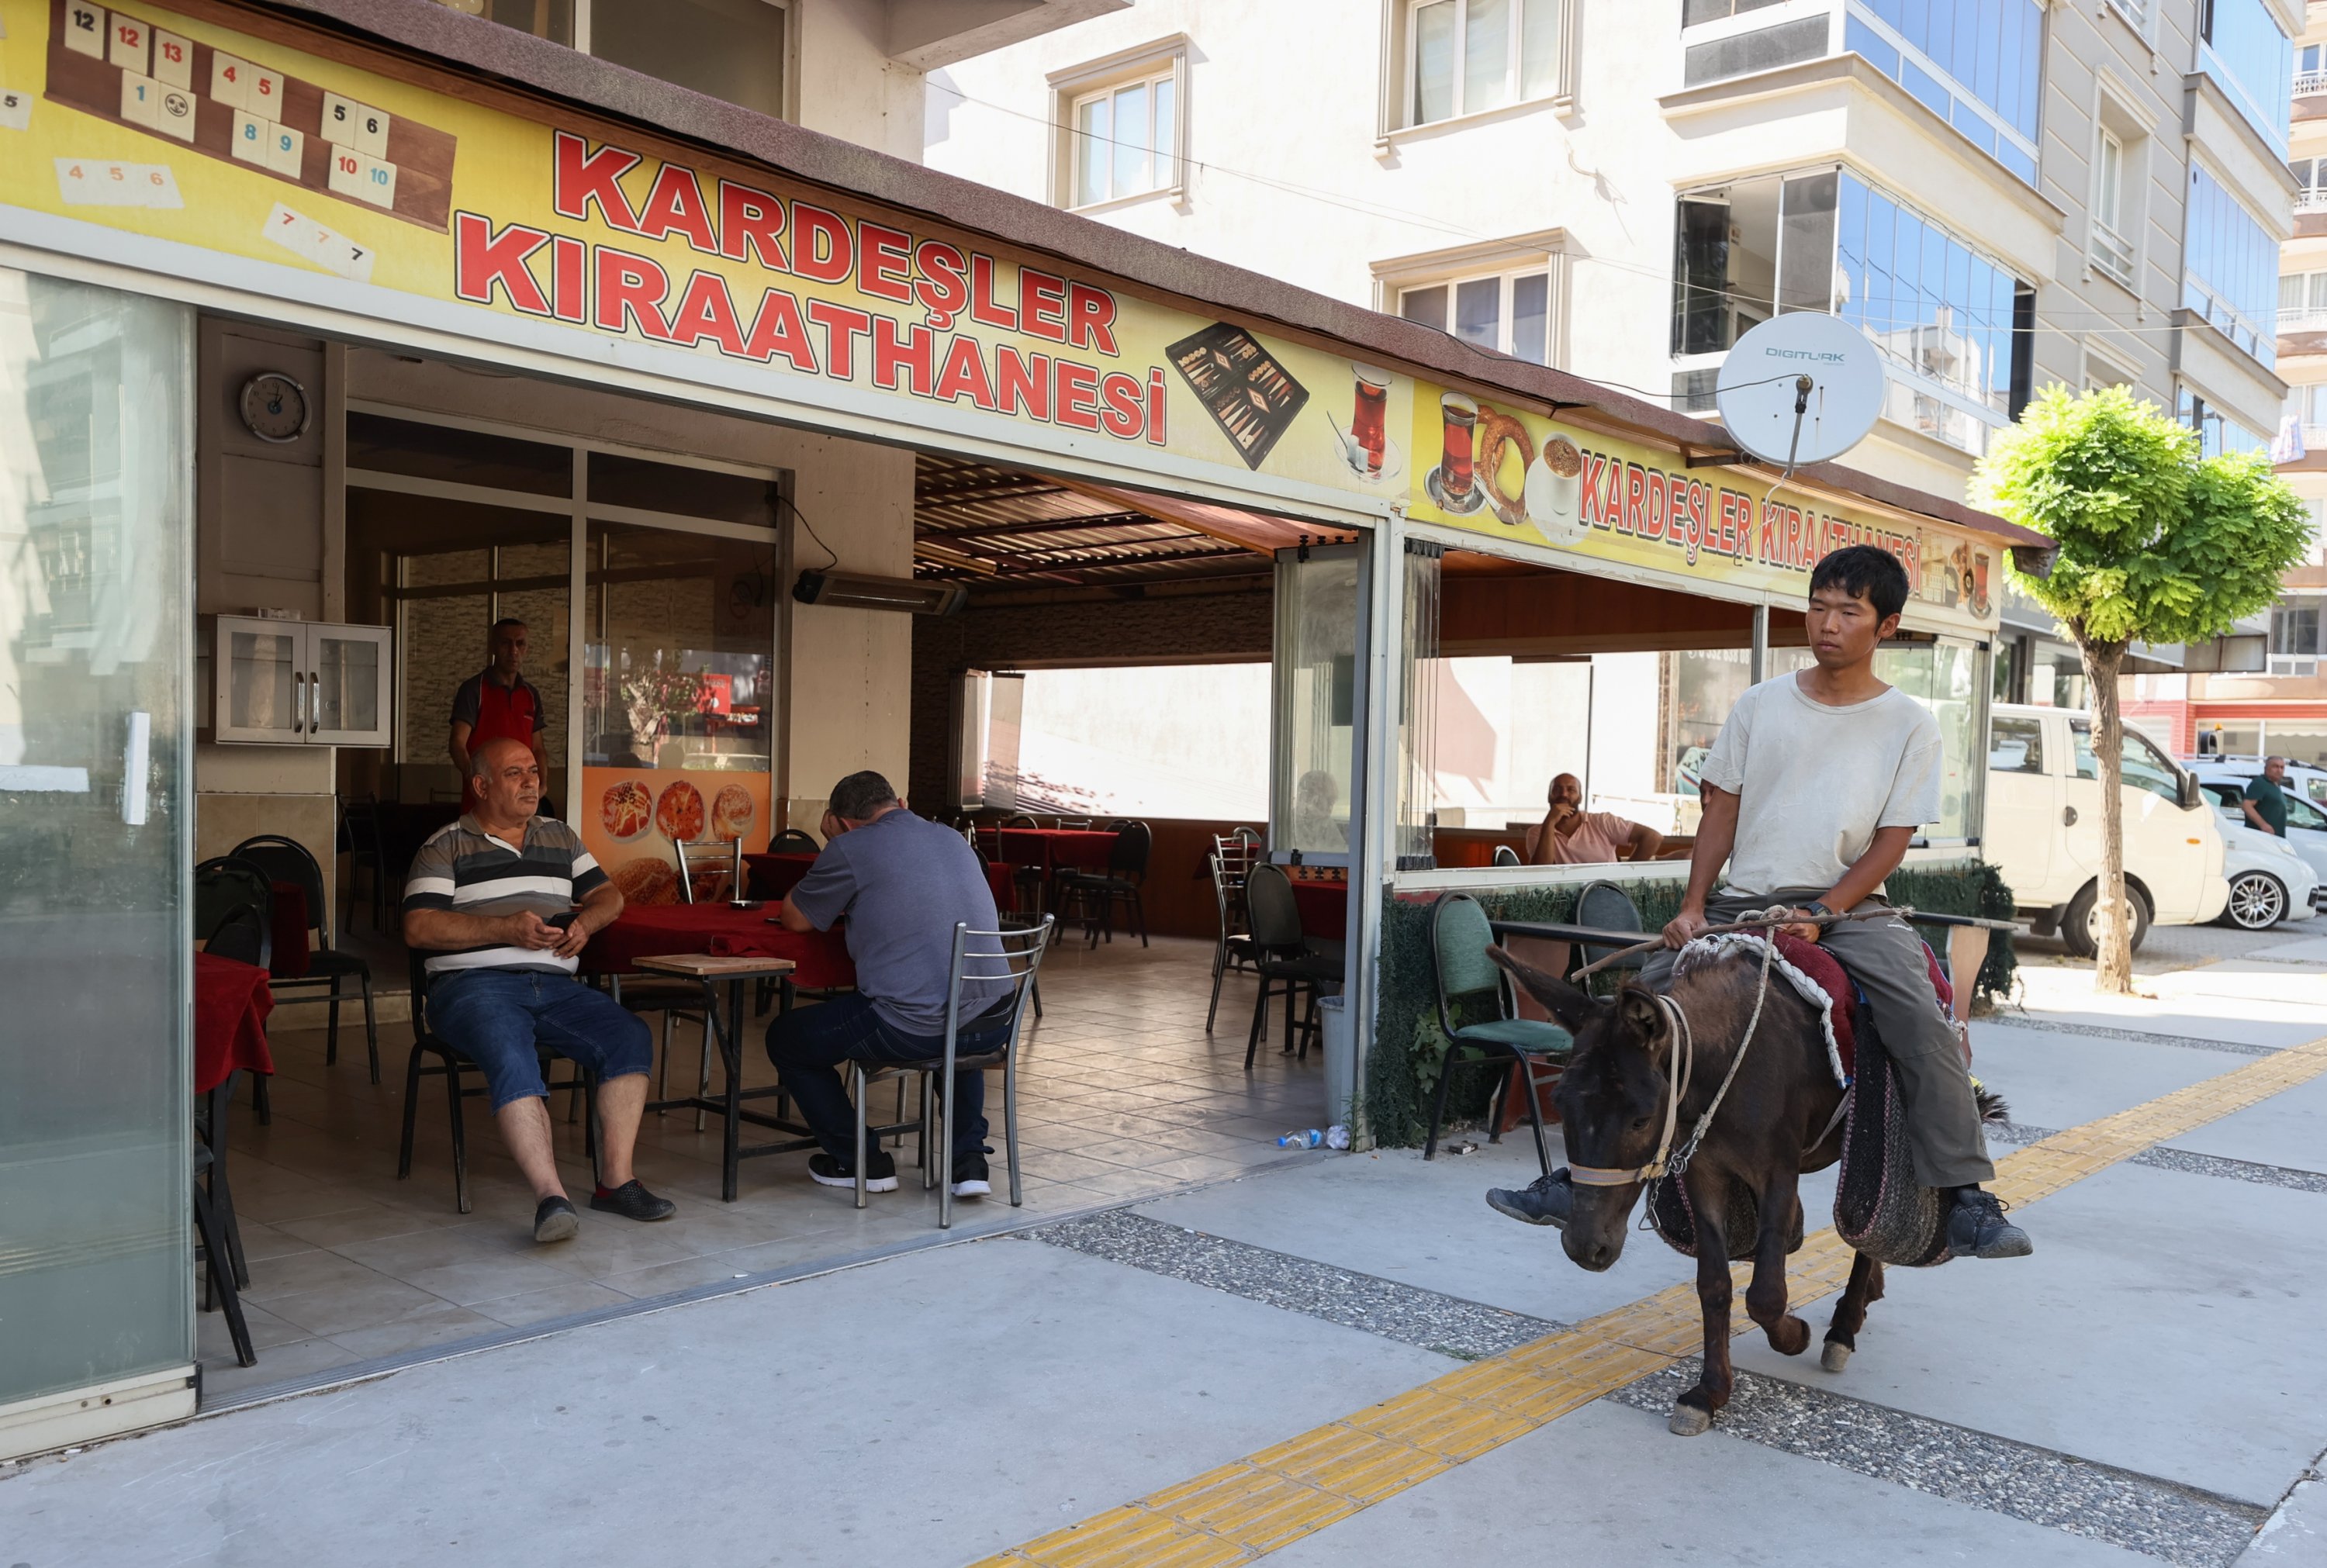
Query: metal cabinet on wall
xmin=213 ymin=616 xmax=394 ymax=746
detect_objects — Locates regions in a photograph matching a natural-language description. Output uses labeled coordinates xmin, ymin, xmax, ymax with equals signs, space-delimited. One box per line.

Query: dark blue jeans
xmin=763 ymin=993 xmax=1007 ymax=1164
xmin=428 ymin=969 xmax=654 ymax=1110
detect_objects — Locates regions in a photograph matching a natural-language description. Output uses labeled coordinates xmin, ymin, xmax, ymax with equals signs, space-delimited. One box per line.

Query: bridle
xmin=1565 ymin=924 xmax=1782 ymax=1190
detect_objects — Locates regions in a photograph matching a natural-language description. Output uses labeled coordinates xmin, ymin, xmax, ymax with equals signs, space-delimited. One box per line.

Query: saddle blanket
xmin=1675 ymin=930 xmax=1956 ymax=1086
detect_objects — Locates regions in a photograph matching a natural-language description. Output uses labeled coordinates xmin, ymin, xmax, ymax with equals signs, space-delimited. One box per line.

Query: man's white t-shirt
xmin=1699 ymin=674 xmax=1942 ymax=896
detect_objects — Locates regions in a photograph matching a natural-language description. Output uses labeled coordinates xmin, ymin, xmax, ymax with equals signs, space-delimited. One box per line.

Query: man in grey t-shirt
xmin=765 ymin=771 xmax=1011 ymax=1198
xmin=1489 ymin=546 xmax=2029 ymax=1261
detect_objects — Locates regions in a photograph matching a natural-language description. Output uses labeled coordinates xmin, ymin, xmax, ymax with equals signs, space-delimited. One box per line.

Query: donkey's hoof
xmin=1820 ymin=1341 xmax=1852 ymax=1373
xmin=1668 ymin=1404 xmax=1713 ymax=1437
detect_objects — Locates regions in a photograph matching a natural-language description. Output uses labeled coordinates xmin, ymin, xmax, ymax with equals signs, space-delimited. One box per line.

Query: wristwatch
xmin=1803 ymin=900 xmax=1834 ymax=920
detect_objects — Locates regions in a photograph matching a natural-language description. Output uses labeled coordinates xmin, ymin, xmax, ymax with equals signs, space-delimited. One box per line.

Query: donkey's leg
xmin=1821 ymin=1251 xmax=1887 ymax=1373
xmin=1744 ymin=1166 xmax=1810 ymax=1357
xmin=1672 ymin=1183 xmax=1734 ymax=1437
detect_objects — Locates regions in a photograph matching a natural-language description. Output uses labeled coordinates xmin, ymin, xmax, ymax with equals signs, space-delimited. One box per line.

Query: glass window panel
xmin=1837 ymin=174 xmax=1868 ymax=327
xmin=1950 ymin=100 xmax=1997 ymax=157
xmin=1153 ymin=74 xmax=1177 ymax=186
xmin=2018 ymin=2 xmax=2042 ymax=140
xmin=1952 ymin=0 xmax=1980 ymax=88
xmin=1454 ymin=275 xmax=1502 ymax=348
xmin=1112 ymin=80 xmax=1149 ymax=195
xmin=1402 ymin=284 xmax=1449 ymax=331
xmin=1845 ymin=15 xmax=1900 ymax=74
xmin=583 ymin=521 xmax=776 ymax=778
xmin=1464 ymin=0 xmax=1513 ymax=113
xmin=1521 ymin=0 xmax=1561 ymax=95
xmin=588 ymin=453 xmax=777 ymax=525
xmin=1922 ymin=221 xmax=1948 ymax=331
xmin=1994 ymin=0 xmax=2022 ymax=133
xmin=1682 ymin=17 xmax=1827 ymax=86
xmin=590 ymin=0 xmax=786 ymax=120
xmin=1973 ymin=0 xmax=2003 ymax=101
xmin=1511 ymin=272 xmax=1548 ymax=363
xmin=1890 ymin=207 xmax=1922 ymax=335
xmin=1074 ymin=93 xmax=1108 ymax=205
xmin=485 ymin=0 xmax=574 ymax=43
xmin=1415 ymin=0 xmax=1456 ymax=123
xmin=346 ymin=413 xmax=571 ymax=496
xmin=0 ymin=269 xmax=194 ymax=1410
xmin=1273 ymin=547 xmax=1364 ymax=862
xmin=1778 ymin=171 xmax=1839 ymax=313
xmin=2198 ymin=0 xmax=2292 ymax=147
xmin=1990 ymin=715 xmax=2044 ymax=774
xmin=1900 ymin=57 xmax=1951 ymax=117
xmin=1672 ymin=198 xmax=1734 ymax=354
xmin=2311 ymin=273 xmax=2327 ymax=309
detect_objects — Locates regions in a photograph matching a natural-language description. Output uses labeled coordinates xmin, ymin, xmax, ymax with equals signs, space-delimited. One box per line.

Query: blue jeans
xmin=763 ymin=993 xmax=1008 ymax=1164
xmin=428 ymin=969 xmax=654 ymax=1111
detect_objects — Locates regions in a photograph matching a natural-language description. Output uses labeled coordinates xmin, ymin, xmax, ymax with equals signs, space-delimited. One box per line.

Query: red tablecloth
xmin=994 ymin=828 xmax=1115 ymax=875
xmin=269 ymin=880 xmax=309 ymax=979
xmin=1291 ymin=879 xmax=1349 ymax=941
xmin=746 ymin=851 xmax=1018 ymax=911
xmin=583 ymin=903 xmax=856 ymax=989
xmin=195 ymin=952 xmax=275 ymax=1093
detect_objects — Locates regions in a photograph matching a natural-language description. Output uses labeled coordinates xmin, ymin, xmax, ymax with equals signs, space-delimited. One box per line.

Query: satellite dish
xmin=1714 ymin=313 xmax=1885 ymax=467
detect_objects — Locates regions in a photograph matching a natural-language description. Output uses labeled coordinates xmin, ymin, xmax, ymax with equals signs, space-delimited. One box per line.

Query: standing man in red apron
xmin=449 ymin=617 xmax=548 ymax=789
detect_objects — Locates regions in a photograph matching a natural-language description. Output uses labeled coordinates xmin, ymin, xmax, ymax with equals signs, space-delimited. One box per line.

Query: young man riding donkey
xmin=1485 ymin=544 xmax=2028 ymax=1430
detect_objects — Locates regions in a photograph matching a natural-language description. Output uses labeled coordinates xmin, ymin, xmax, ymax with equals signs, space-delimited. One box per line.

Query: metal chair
xmin=396 ymin=950 xmax=599 ymax=1214
xmin=338 ymin=793 xmax=389 ymax=932
xmin=1001 ymin=813 xmax=1039 ymax=828
xmin=195 ymin=855 xmax=278 ymax=1128
xmin=1054 ymin=817 xmax=1094 ymax=831
xmin=1243 ymin=865 xmax=1341 ymax=1069
xmin=192 ymin=1143 xmax=255 ymax=1367
xmin=230 ymin=834 xmax=381 ymax=1085
xmin=1492 ymin=844 xmax=1523 ymax=866
xmin=671 ymin=835 xmax=745 ymax=903
xmin=769 ymin=827 xmax=820 ymax=853
xmin=850 ymin=916 xmax=1054 ymax=1228
xmin=1205 ymin=850 xmax=1257 ymax=1032
xmin=1573 ymin=880 xmax=1648 ymax=992
xmin=1425 ymin=893 xmax=1571 ymax=1174
xmin=1054 ymin=820 xmax=1152 ymax=948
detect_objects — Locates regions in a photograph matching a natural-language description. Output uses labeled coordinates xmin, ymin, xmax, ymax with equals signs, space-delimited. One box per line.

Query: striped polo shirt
xmin=403 ymin=813 xmax=608 ymax=977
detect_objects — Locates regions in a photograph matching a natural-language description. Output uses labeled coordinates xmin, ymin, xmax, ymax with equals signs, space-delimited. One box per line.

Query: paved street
xmin=7 ymin=921 xmax=2327 ymax=1566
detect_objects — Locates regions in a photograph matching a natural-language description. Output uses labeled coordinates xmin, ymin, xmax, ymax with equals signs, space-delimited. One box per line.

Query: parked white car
xmin=2212 ymin=819 xmax=2320 ymax=929
xmin=2189 ymin=764 xmax=2327 ymax=900
xmin=1986 ymin=704 xmax=2227 ymax=956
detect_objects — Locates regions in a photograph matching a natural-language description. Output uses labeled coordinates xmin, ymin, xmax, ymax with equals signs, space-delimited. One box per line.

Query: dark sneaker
xmin=532 ymin=1195 xmax=579 ymax=1243
xmin=1947 ymin=1187 xmax=2032 ymax=1259
xmin=950 ymin=1155 xmax=992 ymax=1199
xmin=1486 ymin=1169 xmax=1573 ymax=1229
xmin=809 ymin=1151 xmax=898 ymax=1193
xmin=590 ymin=1179 xmax=676 ymax=1222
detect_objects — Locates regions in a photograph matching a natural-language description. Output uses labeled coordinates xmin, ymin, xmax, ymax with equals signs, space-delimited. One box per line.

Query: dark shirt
xmin=2243 ymin=774 xmax=2289 ymax=837
xmin=787 ymin=810 xmax=1007 ymax=1035
xmin=451 ymin=668 xmax=545 ymax=751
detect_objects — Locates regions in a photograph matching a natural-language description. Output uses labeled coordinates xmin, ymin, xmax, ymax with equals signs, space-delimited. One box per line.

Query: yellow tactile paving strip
xmin=969 ymin=1034 xmax=2327 ymax=1568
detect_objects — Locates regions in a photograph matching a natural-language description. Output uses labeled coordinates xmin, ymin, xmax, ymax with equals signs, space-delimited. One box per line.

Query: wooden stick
xmin=1571 ymin=904 xmax=1903 ymax=981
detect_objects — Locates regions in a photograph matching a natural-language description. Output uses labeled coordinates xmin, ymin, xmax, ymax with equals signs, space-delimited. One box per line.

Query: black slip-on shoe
xmin=809 ymin=1151 xmax=898 ymax=1193
xmin=589 ymin=1179 xmax=676 ymax=1222
xmin=950 ymin=1155 xmax=992 ymax=1198
xmin=1946 ymin=1186 xmax=2032 ymax=1259
xmin=1486 ymin=1169 xmax=1573 ymax=1229
xmin=533 ymin=1195 xmax=580 ymax=1243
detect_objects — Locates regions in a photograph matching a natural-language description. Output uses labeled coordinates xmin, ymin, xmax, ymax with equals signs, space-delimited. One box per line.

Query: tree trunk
xmin=2081 ymin=637 xmax=2134 ymax=994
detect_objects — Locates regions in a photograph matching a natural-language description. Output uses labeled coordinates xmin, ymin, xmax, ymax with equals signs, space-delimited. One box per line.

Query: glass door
xmin=213 ymin=620 xmax=301 ymax=743
xmin=0 ymin=268 xmax=195 ymax=1415
xmin=306 ymin=623 xmax=393 ymax=747
xmin=1270 ymin=543 xmax=1368 ymax=865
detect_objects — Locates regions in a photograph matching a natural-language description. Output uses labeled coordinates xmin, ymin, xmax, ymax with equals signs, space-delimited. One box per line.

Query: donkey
xmin=1489 ymin=942 xmax=1886 ymax=1437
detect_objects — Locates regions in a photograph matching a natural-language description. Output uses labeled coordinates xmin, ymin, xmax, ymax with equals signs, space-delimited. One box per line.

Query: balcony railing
xmin=2298 ymin=69 xmax=2327 ymax=98
xmin=2300 ymin=188 xmax=2327 ymax=214
xmin=2281 ymin=307 xmax=2327 ymax=334
xmin=2090 ymin=221 xmax=2135 ymax=287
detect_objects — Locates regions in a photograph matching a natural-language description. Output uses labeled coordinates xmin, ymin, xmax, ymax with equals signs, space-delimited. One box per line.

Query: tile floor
xmin=199 ymin=934 xmax=1331 ymax=1400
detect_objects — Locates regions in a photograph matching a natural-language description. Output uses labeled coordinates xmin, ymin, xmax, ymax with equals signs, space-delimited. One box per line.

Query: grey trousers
xmin=1637 ymin=889 xmax=1996 ymax=1190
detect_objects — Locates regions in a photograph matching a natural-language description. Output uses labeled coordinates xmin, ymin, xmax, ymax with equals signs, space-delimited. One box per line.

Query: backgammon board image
xmin=1166 ymin=321 xmax=1311 ymax=471
xmin=43 ymin=0 xmax=457 ymax=230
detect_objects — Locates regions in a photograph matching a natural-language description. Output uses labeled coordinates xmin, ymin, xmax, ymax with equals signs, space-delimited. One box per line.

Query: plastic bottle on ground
xmin=1276 ymin=1129 xmax=1323 ymax=1149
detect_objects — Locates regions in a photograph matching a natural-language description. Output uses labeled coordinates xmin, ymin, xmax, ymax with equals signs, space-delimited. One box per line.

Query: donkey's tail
xmin=1969 ymin=1074 xmax=2010 ymax=1124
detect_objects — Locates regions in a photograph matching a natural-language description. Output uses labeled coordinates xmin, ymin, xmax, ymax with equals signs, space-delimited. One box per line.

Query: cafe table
xmin=1288 ymin=879 xmax=1350 ymax=942
xmin=744 ymin=851 xmax=1021 ymax=911
xmin=993 ymin=827 xmax=1115 ymax=876
xmin=586 ymin=903 xmax=856 ymax=1200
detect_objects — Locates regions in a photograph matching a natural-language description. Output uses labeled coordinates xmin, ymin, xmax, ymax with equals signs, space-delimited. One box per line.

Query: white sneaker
xmin=951 ymin=1158 xmax=992 ymax=1198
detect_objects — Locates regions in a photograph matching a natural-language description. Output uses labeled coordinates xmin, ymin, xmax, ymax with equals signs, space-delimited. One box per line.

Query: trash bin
xmin=1319 ymin=995 xmax=1354 ymax=1131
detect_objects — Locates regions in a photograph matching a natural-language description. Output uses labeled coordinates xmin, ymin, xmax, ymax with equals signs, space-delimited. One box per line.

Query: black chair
xmin=338 ymin=793 xmax=389 ymax=933
xmin=397 ymin=951 xmax=600 ymax=1214
xmin=230 ymin=834 xmax=380 ymax=1085
xmin=1243 ymin=864 xmax=1341 ymax=1069
xmin=769 ymin=827 xmax=820 ymax=853
xmin=1054 ymin=821 xmax=1152 ymax=948
xmin=1573 ymin=881 xmax=1647 ymax=992
xmin=196 ymin=857 xmax=277 ymax=1128
xmin=1492 ymin=844 xmax=1523 ymax=867
xmin=1425 ymin=893 xmax=1572 ymax=1174
xmin=1001 ymin=813 xmax=1039 ymax=828
xmin=192 ymin=1144 xmax=255 ymax=1368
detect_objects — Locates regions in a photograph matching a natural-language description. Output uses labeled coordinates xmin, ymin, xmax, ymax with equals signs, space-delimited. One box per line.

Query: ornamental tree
xmin=1976 ymin=386 xmax=2311 ymax=993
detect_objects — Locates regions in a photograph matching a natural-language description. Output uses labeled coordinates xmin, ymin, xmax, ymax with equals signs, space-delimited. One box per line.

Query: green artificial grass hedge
xmin=1364 ymin=859 xmax=2017 ymax=1148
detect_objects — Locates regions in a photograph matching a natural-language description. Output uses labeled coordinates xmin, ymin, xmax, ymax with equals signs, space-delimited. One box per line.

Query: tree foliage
xmin=1979 ymin=386 xmax=2308 ymax=644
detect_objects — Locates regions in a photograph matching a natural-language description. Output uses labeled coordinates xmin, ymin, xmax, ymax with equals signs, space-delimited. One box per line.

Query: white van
xmin=1986 ymin=704 xmax=2227 ymax=956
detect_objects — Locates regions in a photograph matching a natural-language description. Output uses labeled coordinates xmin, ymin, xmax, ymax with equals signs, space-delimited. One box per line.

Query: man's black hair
xmin=1807 ymin=544 xmax=1910 ymax=621
xmin=489 ymin=616 xmax=527 ymax=636
xmin=828 ymin=770 xmax=900 ymax=821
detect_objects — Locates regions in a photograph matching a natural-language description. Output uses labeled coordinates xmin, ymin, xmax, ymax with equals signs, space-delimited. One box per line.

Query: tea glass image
xmin=1439 ymin=393 xmax=1478 ymax=500
xmin=1526 ymin=434 xmax=1585 ymax=544
xmin=1351 ymin=367 xmax=1390 ymax=474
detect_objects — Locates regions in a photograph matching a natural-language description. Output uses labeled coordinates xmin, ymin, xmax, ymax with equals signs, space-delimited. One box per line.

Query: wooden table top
xmin=633 ymin=952 xmax=800 ymax=978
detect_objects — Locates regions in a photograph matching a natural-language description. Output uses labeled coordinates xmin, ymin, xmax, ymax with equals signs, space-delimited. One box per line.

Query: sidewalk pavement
xmin=7 ymin=941 xmax=2327 ymax=1567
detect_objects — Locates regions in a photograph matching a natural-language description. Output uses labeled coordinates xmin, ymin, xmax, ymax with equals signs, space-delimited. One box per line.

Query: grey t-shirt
xmin=787 ymin=809 xmax=1008 ymax=1035
xmin=1699 ymin=674 xmax=1941 ymax=896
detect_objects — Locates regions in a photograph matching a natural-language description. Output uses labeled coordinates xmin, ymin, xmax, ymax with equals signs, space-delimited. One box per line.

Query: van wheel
xmin=2218 ymin=872 xmax=2290 ymax=931
xmin=2060 ymin=882 xmax=2152 ymax=958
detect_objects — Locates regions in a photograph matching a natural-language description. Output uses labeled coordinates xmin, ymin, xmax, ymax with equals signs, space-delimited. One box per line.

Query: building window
xmin=444 ymin=0 xmax=789 ymax=119
xmin=2301 ymin=41 xmax=2327 ymax=95
xmin=2270 ymin=599 xmax=2322 ymax=675
xmin=1671 ymin=167 xmax=2032 ymax=454
xmin=2199 ymin=0 xmax=2293 ymax=152
xmin=1400 ymin=268 xmax=1552 ymax=363
xmin=2177 ymin=385 xmax=2267 ymax=458
xmin=1839 ymin=1 xmax=2044 ymax=185
xmin=1069 ymin=65 xmax=1178 ymax=207
xmin=1409 ymin=0 xmax=1565 ymax=126
xmin=2285 ymin=270 xmax=2327 ymax=332
xmin=2184 ymin=164 xmax=2278 ymax=370
xmin=2090 ymin=130 xmax=2135 ymax=287
xmin=1681 ymin=14 xmax=1828 ymax=91
xmin=2296 ymin=157 xmax=2327 ymax=214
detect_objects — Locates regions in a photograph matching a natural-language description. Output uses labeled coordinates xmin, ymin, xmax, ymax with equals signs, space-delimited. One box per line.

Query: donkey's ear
xmin=1615 ymin=986 xmax=1669 ymax=1055
xmin=1487 ymin=944 xmax=1600 ymax=1033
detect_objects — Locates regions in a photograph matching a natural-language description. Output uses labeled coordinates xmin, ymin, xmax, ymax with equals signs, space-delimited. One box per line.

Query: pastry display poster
xmin=0 ymin=0 xmax=1999 ymax=634
xmin=580 ymin=765 xmax=770 ymax=907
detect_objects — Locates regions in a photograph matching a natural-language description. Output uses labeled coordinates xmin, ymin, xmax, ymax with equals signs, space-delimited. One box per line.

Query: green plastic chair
xmin=1426 ymin=893 xmax=1572 ymax=1175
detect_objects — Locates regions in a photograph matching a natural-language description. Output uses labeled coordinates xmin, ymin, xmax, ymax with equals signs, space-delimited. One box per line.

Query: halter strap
xmin=1568 ymin=993 xmax=1694 ymax=1187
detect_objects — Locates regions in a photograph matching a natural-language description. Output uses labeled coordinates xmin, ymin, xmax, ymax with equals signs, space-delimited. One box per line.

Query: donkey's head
xmin=1488 ymin=945 xmax=1682 ymax=1272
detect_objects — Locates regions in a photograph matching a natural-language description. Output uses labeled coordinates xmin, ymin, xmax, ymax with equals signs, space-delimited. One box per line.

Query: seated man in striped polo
xmin=403 ymin=735 xmax=676 ymax=1242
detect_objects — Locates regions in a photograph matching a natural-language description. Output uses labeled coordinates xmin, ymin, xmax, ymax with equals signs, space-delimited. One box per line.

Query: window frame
xmin=1402 ymin=0 xmax=1572 ymax=130
xmin=1396 ymin=264 xmax=1555 ymax=362
xmin=1065 ymin=64 xmax=1181 ymax=211
xmin=1374 ymin=230 xmax=1568 ymax=366
xmin=1049 ymin=41 xmax=1191 ymax=212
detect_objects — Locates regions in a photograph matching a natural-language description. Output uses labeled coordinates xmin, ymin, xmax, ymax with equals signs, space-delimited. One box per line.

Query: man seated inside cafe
xmin=1525 ymin=772 xmax=1664 ymax=865
xmin=765 ymin=770 xmax=1013 ymax=1198
xmin=448 ymin=616 xmax=548 ymax=781
xmin=403 ymin=736 xmax=676 ymax=1243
